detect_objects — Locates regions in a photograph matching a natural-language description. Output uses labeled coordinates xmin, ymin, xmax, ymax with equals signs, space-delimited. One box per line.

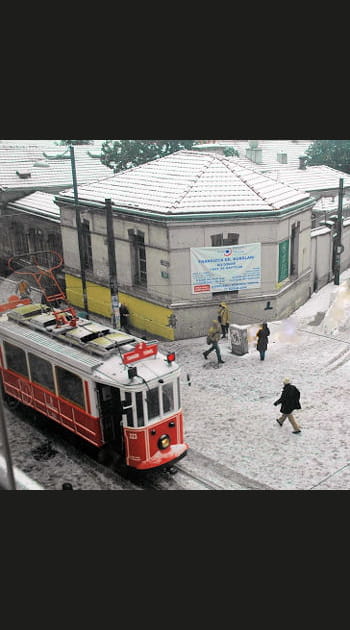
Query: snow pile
xmin=322 ymin=278 xmax=350 ymax=337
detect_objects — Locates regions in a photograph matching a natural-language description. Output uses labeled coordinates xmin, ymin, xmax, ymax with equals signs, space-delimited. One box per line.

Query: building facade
xmin=55 ymin=150 xmax=315 ymax=340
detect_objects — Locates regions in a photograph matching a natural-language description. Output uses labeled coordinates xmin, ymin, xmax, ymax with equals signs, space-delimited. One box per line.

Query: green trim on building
xmin=278 ymin=240 xmax=290 ymax=283
xmin=56 ymin=197 xmax=315 ymax=223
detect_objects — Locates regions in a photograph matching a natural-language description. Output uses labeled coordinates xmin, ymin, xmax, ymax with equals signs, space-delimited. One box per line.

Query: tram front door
xmin=97 ymin=384 xmax=124 ymax=452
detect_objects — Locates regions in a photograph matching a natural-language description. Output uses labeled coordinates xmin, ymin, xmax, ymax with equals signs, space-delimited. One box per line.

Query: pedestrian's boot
xmin=218 ymin=359 xmax=225 ymax=364
xmin=203 ymin=352 xmax=208 ymax=360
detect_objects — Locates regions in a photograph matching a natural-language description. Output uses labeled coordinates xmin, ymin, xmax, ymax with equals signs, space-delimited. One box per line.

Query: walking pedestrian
xmin=256 ymin=321 xmax=270 ymax=361
xmin=218 ymin=302 xmax=230 ymax=338
xmin=203 ymin=319 xmax=225 ymax=364
xmin=119 ymin=303 xmax=130 ymax=333
xmin=274 ymin=377 xmax=302 ymax=433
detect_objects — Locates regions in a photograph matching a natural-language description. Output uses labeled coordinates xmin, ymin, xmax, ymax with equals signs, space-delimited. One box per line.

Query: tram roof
xmin=0 ymin=304 xmax=180 ymax=383
xmin=0 ymin=318 xmax=104 ymax=374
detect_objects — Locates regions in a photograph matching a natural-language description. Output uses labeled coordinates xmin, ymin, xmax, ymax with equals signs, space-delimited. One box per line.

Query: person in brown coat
xmin=16 ymin=279 xmax=31 ymax=299
xmin=203 ymin=319 xmax=225 ymax=364
xmin=274 ymin=378 xmax=302 ymax=433
xmin=218 ymin=302 xmax=229 ymax=338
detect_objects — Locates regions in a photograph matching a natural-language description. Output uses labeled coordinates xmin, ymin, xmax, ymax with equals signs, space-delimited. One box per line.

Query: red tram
xmin=0 ymin=302 xmax=189 ymax=471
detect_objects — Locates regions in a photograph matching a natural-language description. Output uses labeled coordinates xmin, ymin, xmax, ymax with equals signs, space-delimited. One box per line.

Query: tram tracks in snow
xmin=6 ymin=403 xmax=273 ymax=491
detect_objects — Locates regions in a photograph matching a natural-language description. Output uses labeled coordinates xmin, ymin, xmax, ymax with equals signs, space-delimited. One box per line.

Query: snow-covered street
xmin=158 ymin=269 xmax=350 ymax=490
xmin=2 ymin=270 xmax=350 ymax=490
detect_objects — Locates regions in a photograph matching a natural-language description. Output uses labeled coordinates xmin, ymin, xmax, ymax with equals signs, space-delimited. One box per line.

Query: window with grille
xmin=28 ymin=228 xmax=44 ymax=256
xmin=82 ymin=219 xmax=93 ymax=271
xmin=10 ymin=222 xmax=28 ymax=254
xmin=129 ymin=229 xmax=147 ymax=287
xmin=211 ymin=233 xmax=239 ymax=246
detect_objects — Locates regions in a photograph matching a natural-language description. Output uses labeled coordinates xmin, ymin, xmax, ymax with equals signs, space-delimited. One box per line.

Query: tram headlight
xmin=158 ymin=434 xmax=171 ymax=450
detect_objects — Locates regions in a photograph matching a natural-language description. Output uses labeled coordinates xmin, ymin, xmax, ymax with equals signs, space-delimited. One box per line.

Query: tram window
xmin=124 ymin=391 xmax=134 ymax=427
xmin=136 ymin=391 xmax=144 ymax=427
xmin=162 ymin=382 xmax=174 ymax=414
xmin=28 ymin=353 xmax=55 ymax=392
xmin=4 ymin=341 xmax=28 ymax=378
xmin=56 ymin=366 xmax=85 ymax=409
xmin=177 ymin=377 xmax=181 ymax=409
xmin=146 ymin=387 xmax=160 ymax=420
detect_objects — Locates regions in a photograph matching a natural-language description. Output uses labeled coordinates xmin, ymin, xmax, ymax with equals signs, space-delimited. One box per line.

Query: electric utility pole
xmin=105 ymin=198 xmax=120 ymax=329
xmin=334 ymin=178 xmax=344 ymax=286
xmin=69 ymin=145 xmax=89 ymax=315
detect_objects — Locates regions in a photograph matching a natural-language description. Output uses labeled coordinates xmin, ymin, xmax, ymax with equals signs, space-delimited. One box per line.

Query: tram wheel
xmin=4 ymin=394 xmax=19 ymax=411
xmin=97 ymin=445 xmax=113 ymax=465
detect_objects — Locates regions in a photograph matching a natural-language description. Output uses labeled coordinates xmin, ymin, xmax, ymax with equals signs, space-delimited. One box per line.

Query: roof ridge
xmin=218 ymin=155 xmax=310 ymax=208
xmin=170 ymin=153 xmax=217 ymax=209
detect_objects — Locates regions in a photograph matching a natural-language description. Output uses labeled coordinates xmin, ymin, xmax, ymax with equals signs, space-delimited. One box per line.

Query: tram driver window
xmin=124 ymin=391 xmax=134 ymax=427
xmin=162 ymin=382 xmax=174 ymax=414
xmin=146 ymin=387 xmax=160 ymax=420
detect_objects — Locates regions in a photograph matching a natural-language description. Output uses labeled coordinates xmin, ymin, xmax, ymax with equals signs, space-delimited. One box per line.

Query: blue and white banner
xmin=190 ymin=243 xmax=261 ymax=294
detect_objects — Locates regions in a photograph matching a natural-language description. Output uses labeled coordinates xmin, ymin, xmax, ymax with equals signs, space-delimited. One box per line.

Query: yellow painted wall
xmin=65 ymin=274 xmax=175 ymax=340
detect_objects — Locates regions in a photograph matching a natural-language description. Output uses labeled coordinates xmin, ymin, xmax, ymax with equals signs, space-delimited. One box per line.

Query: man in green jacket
xmin=203 ymin=319 xmax=225 ymax=364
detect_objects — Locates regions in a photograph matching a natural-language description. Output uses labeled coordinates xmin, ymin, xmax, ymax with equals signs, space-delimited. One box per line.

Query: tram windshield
xmin=123 ymin=378 xmax=179 ymax=428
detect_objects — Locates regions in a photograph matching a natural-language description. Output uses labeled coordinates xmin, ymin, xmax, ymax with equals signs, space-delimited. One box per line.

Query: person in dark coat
xmin=274 ymin=378 xmax=302 ymax=433
xmin=119 ymin=303 xmax=130 ymax=333
xmin=256 ymin=322 xmax=270 ymax=360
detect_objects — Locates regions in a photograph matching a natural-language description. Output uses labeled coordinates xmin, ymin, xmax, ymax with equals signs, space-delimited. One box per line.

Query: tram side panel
xmin=0 ymin=342 xmax=104 ymax=447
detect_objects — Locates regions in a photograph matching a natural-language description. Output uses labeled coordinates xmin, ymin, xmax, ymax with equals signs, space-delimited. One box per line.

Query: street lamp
xmin=334 ymin=178 xmax=344 ymax=286
xmin=69 ymin=145 xmax=89 ymax=316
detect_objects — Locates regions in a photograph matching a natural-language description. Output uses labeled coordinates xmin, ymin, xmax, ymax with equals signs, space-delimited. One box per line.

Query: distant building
xmin=193 ymin=141 xmax=350 ymax=228
xmin=0 ymin=142 xmax=112 ymax=274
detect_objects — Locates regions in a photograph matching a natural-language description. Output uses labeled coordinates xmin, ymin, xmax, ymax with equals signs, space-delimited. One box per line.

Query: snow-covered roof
xmin=194 ymin=140 xmax=313 ymax=170
xmin=0 ymin=143 xmax=111 ymax=192
xmin=56 ymin=150 xmax=312 ymax=215
xmin=266 ymin=165 xmax=350 ymax=193
xmin=6 ymin=191 xmax=60 ymax=222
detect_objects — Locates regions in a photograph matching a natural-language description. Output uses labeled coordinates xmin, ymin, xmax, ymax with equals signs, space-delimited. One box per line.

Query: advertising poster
xmin=190 ymin=243 xmax=261 ymax=294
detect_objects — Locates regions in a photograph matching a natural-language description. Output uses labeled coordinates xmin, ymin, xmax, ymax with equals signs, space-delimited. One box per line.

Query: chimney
xmin=299 ymin=155 xmax=307 ymax=170
xmin=246 ymin=141 xmax=263 ymax=164
xmin=277 ymin=152 xmax=288 ymax=164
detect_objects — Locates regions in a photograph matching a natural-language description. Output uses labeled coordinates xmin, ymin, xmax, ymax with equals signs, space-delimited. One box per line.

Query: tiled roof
xmin=7 ymin=191 xmax=60 ymax=221
xmin=56 ymin=150 xmax=311 ymax=215
xmin=0 ymin=143 xmax=111 ymax=191
xmin=194 ymin=140 xmax=313 ymax=171
xmin=266 ymin=165 xmax=350 ymax=193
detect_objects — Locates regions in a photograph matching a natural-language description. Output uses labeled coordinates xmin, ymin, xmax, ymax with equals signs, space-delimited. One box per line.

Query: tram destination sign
xmin=190 ymin=243 xmax=261 ymax=294
xmin=122 ymin=341 xmax=158 ymax=364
